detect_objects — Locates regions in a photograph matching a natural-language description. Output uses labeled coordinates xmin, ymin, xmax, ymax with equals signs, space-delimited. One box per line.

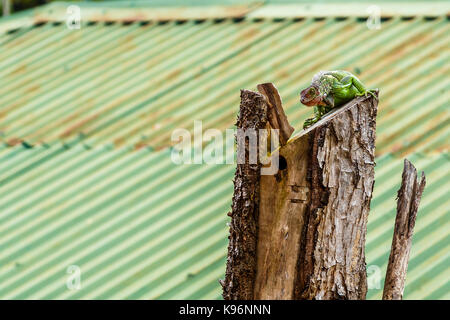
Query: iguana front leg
xmin=303 ymin=105 xmax=330 ymax=129
xmin=303 ymin=106 xmax=321 ymax=129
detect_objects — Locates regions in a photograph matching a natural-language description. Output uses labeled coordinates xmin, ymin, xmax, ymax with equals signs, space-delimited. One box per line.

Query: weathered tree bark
xmin=382 ymin=159 xmax=426 ymax=300
xmin=223 ymin=86 xmax=379 ymax=300
xmin=221 ymin=90 xmax=268 ymax=300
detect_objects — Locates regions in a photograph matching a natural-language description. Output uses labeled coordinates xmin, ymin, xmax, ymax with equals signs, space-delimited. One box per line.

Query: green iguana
xmin=300 ymin=70 xmax=377 ymax=129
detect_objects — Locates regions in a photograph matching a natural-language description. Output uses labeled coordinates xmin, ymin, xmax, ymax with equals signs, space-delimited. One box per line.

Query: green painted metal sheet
xmin=0 ymin=1 xmax=448 ymax=300
xmin=0 ymin=144 xmax=235 ymax=299
xmin=0 ymin=145 xmax=448 ymax=299
xmin=0 ymin=7 xmax=448 ymax=156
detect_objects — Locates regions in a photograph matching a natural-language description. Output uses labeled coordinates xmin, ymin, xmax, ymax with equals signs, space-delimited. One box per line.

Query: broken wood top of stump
xmin=257 ymin=82 xmax=295 ymax=146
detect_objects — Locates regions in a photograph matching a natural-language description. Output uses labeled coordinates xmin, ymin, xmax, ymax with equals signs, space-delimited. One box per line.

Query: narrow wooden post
xmin=382 ymin=159 xmax=426 ymax=300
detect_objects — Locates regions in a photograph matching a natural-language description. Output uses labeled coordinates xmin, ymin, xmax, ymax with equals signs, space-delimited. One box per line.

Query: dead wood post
xmin=382 ymin=159 xmax=426 ymax=300
xmin=223 ymin=85 xmax=379 ymax=300
xmin=221 ymin=90 xmax=268 ymax=300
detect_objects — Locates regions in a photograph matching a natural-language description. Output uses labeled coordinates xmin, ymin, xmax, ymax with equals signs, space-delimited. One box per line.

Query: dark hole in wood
xmin=279 ymin=155 xmax=287 ymax=171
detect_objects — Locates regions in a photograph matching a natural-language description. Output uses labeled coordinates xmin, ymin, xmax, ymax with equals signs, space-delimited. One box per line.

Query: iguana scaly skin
xmin=300 ymin=70 xmax=376 ymax=129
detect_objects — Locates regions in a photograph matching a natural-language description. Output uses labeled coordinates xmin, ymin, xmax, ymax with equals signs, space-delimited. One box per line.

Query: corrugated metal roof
xmin=0 ymin=144 xmax=235 ymax=299
xmin=0 ymin=2 xmax=448 ymax=156
xmin=0 ymin=1 xmax=448 ymax=300
xmin=0 ymin=145 xmax=447 ymax=299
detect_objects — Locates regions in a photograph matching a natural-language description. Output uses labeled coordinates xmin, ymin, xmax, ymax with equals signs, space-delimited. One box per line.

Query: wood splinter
xmin=257 ymin=83 xmax=294 ymax=146
xmin=382 ymin=159 xmax=426 ymax=300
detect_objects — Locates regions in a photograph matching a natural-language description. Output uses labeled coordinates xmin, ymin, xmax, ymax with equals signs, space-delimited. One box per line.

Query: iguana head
xmin=300 ymin=85 xmax=324 ymax=106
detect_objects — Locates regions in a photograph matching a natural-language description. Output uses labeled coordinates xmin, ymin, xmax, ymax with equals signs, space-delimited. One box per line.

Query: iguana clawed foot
xmin=356 ymin=89 xmax=378 ymax=100
xmin=303 ymin=116 xmax=319 ymax=129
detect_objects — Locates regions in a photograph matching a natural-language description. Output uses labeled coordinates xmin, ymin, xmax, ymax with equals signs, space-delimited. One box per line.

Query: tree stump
xmin=223 ymin=87 xmax=379 ymax=300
